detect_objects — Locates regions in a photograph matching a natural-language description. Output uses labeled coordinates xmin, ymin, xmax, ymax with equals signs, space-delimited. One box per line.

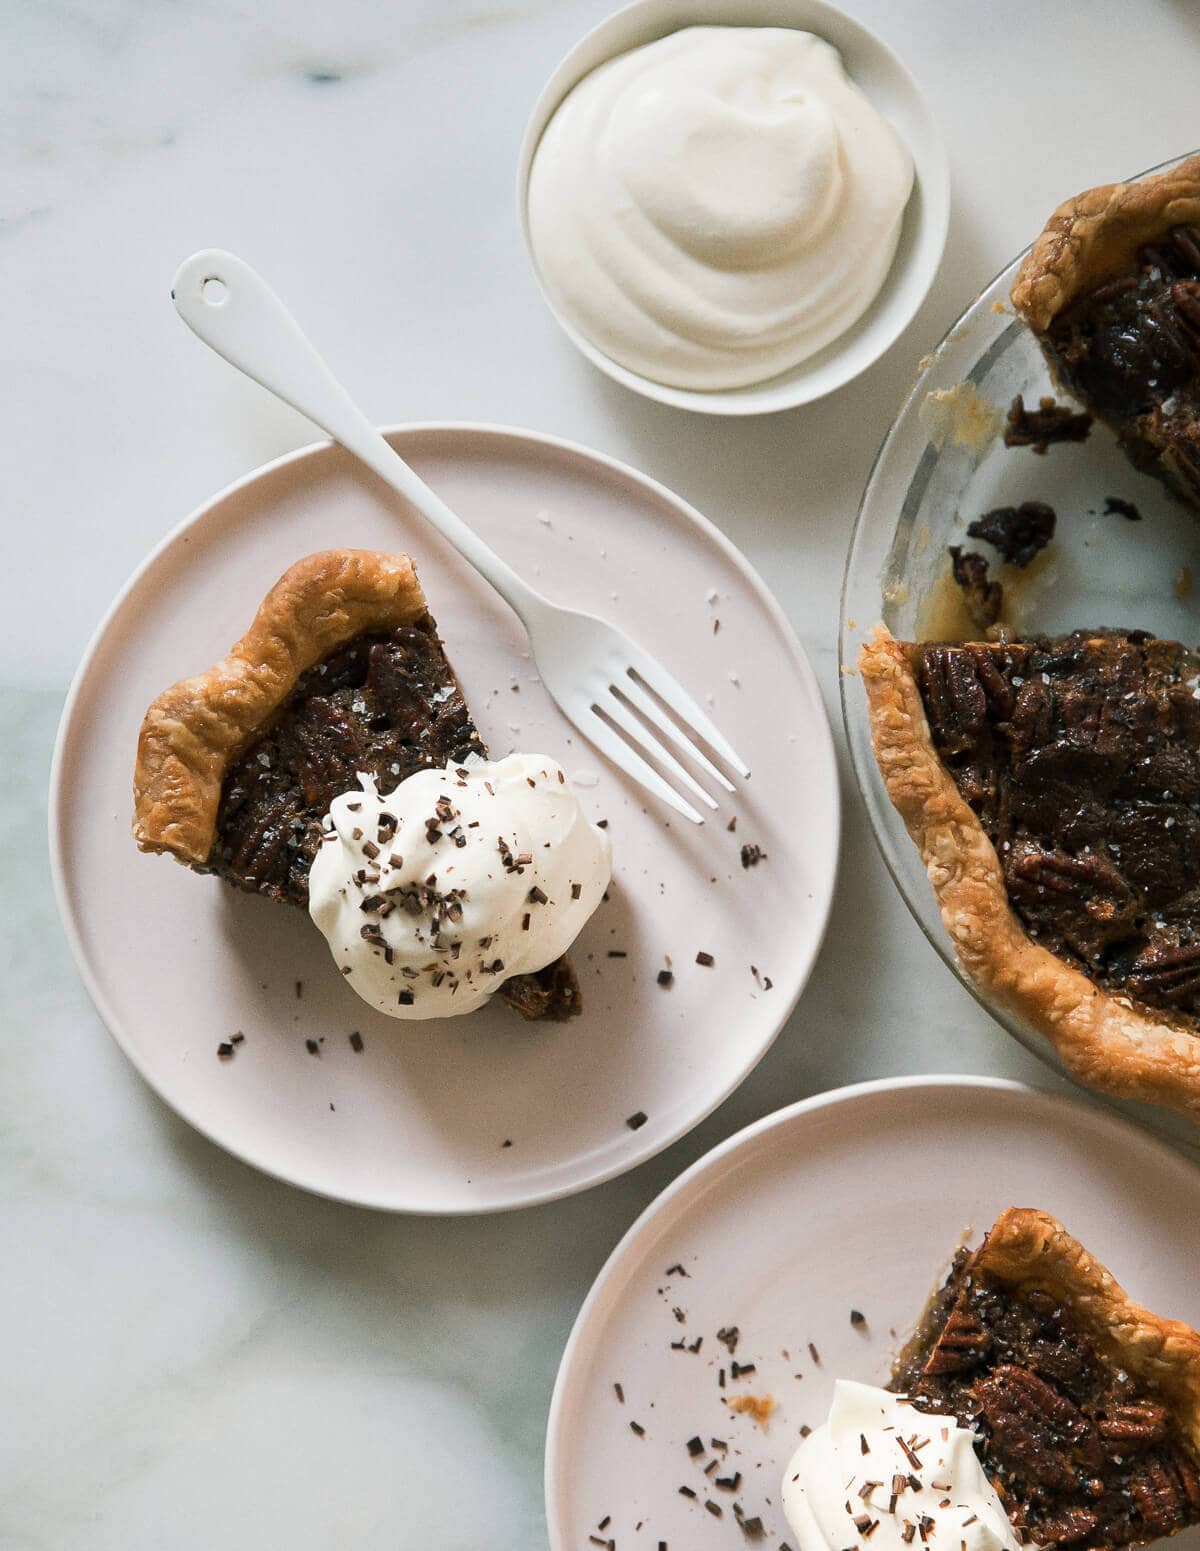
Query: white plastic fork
xmin=171 ymin=250 xmax=749 ymax=823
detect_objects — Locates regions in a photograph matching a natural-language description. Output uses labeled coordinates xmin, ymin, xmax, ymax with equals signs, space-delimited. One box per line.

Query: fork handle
xmin=172 ymin=249 xmax=546 ymax=626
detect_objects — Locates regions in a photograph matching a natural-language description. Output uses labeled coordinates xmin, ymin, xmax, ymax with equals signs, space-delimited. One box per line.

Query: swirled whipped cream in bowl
xmin=308 ymin=754 xmax=612 ymax=1020
xmin=526 ymin=23 xmax=915 ymax=393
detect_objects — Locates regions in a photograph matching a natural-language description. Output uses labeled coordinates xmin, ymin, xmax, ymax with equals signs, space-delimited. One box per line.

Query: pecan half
xmin=1126 ymin=940 xmax=1200 ymax=1009
xmin=1098 ymin=1401 xmax=1168 ymax=1448
xmin=1004 ymin=843 xmax=1137 ymax=965
xmin=974 ymin=1365 xmax=1098 ymax=1489
xmin=1171 ymin=226 xmax=1200 ymax=275
xmin=1173 ymin=280 xmax=1200 ymax=336
xmin=1034 ymin=1509 xmax=1100 ymax=1545
xmin=1008 ymin=679 xmax=1055 ymax=758
xmin=918 ymin=646 xmax=988 ymax=756
xmin=922 ymin=1306 xmax=991 ymax=1376
xmin=1133 ymin=1456 xmax=1195 ymax=1536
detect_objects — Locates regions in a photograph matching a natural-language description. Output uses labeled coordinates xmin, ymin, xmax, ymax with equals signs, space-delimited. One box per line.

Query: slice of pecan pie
xmin=861 ymin=627 xmax=1200 ymax=1117
xmin=134 ymin=549 xmax=580 ymax=1020
xmin=891 ymin=1208 xmax=1200 ymax=1550
xmin=1011 ymin=155 xmax=1200 ymax=512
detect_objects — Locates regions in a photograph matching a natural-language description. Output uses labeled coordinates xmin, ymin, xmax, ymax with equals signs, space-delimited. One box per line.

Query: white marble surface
xmin=4 ymin=1 xmax=1200 ymax=1544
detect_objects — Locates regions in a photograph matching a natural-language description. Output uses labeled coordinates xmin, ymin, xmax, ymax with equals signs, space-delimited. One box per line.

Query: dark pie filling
xmin=1041 ymin=226 xmax=1200 ymax=510
xmin=910 ymin=630 xmax=1200 ymax=1020
xmin=210 ymin=615 xmax=579 ymax=1020
xmin=891 ymin=1251 xmax=1200 ymax=1549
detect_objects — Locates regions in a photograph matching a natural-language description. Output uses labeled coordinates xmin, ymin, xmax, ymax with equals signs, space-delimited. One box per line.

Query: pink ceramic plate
xmin=49 ymin=424 xmax=838 ymax=1212
xmin=546 ymin=1076 xmax=1200 ymax=1549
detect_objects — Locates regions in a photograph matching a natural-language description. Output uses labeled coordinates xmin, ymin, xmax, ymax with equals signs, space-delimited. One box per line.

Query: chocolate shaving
xmin=626 ymin=1110 xmax=648 ymax=1130
xmin=696 ymin=950 xmax=715 ymax=966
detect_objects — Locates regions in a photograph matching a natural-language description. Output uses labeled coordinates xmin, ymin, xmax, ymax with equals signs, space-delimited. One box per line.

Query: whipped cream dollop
xmin=308 ymin=755 xmax=612 ymax=1020
xmin=527 ymin=27 xmax=914 ymax=390
xmin=782 ymin=1382 xmax=1022 ymax=1551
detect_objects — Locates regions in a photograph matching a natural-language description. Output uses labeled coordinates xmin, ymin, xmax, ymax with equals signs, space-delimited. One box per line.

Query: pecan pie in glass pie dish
xmin=861 ymin=627 xmax=1200 ymax=1120
xmin=858 ymin=160 xmax=1200 ymax=1123
xmin=133 ymin=550 xmax=611 ymax=1023
xmin=890 ymin=1208 xmax=1200 ymax=1551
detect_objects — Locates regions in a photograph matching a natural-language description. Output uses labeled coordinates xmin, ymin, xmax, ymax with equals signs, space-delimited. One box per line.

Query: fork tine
xmin=580 ymin=709 xmax=706 ymax=824
xmin=616 ymin=676 xmax=736 ymax=794
xmin=623 ymin=650 xmax=751 ymax=779
xmin=600 ymin=692 xmax=719 ymax=811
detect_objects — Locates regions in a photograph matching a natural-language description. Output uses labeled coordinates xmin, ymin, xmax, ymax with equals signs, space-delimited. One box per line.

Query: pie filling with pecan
xmin=891 ymin=1209 xmax=1200 ymax=1550
xmin=134 ymin=550 xmax=580 ymax=1021
xmin=1012 ymin=156 xmax=1200 ymax=513
xmin=861 ymin=628 xmax=1200 ymax=1119
xmin=911 ymin=630 xmax=1200 ymax=1016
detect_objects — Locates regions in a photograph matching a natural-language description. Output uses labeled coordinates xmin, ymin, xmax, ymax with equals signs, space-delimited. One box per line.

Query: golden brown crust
xmin=1011 ymin=155 xmax=1200 ymax=333
xmin=859 ymin=626 xmax=1200 ymax=1120
xmin=974 ymin=1208 xmax=1200 ymax=1458
xmin=133 ymin=550 xmax=428 ymax=868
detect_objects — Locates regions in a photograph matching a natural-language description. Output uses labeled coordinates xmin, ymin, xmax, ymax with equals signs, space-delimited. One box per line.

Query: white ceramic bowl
xmin=517 ymin=0 xmax=949 ymax=416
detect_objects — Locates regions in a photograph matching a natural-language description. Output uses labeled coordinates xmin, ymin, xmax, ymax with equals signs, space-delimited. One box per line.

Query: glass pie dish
xmin=839 ymin=152 xmax=1200 ymax=1159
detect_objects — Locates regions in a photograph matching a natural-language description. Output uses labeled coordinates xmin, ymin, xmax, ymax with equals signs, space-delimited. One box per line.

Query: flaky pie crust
xmin=1011 ymin=154 xmax=1200 ymax=334
xmin=133 ymin=549 xmax=429 ymax=869
xmin=859 ymin=627 xmax=1200 ymax=1121
xmin=965 ymin=1208 xmax=1200 ymax=1460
